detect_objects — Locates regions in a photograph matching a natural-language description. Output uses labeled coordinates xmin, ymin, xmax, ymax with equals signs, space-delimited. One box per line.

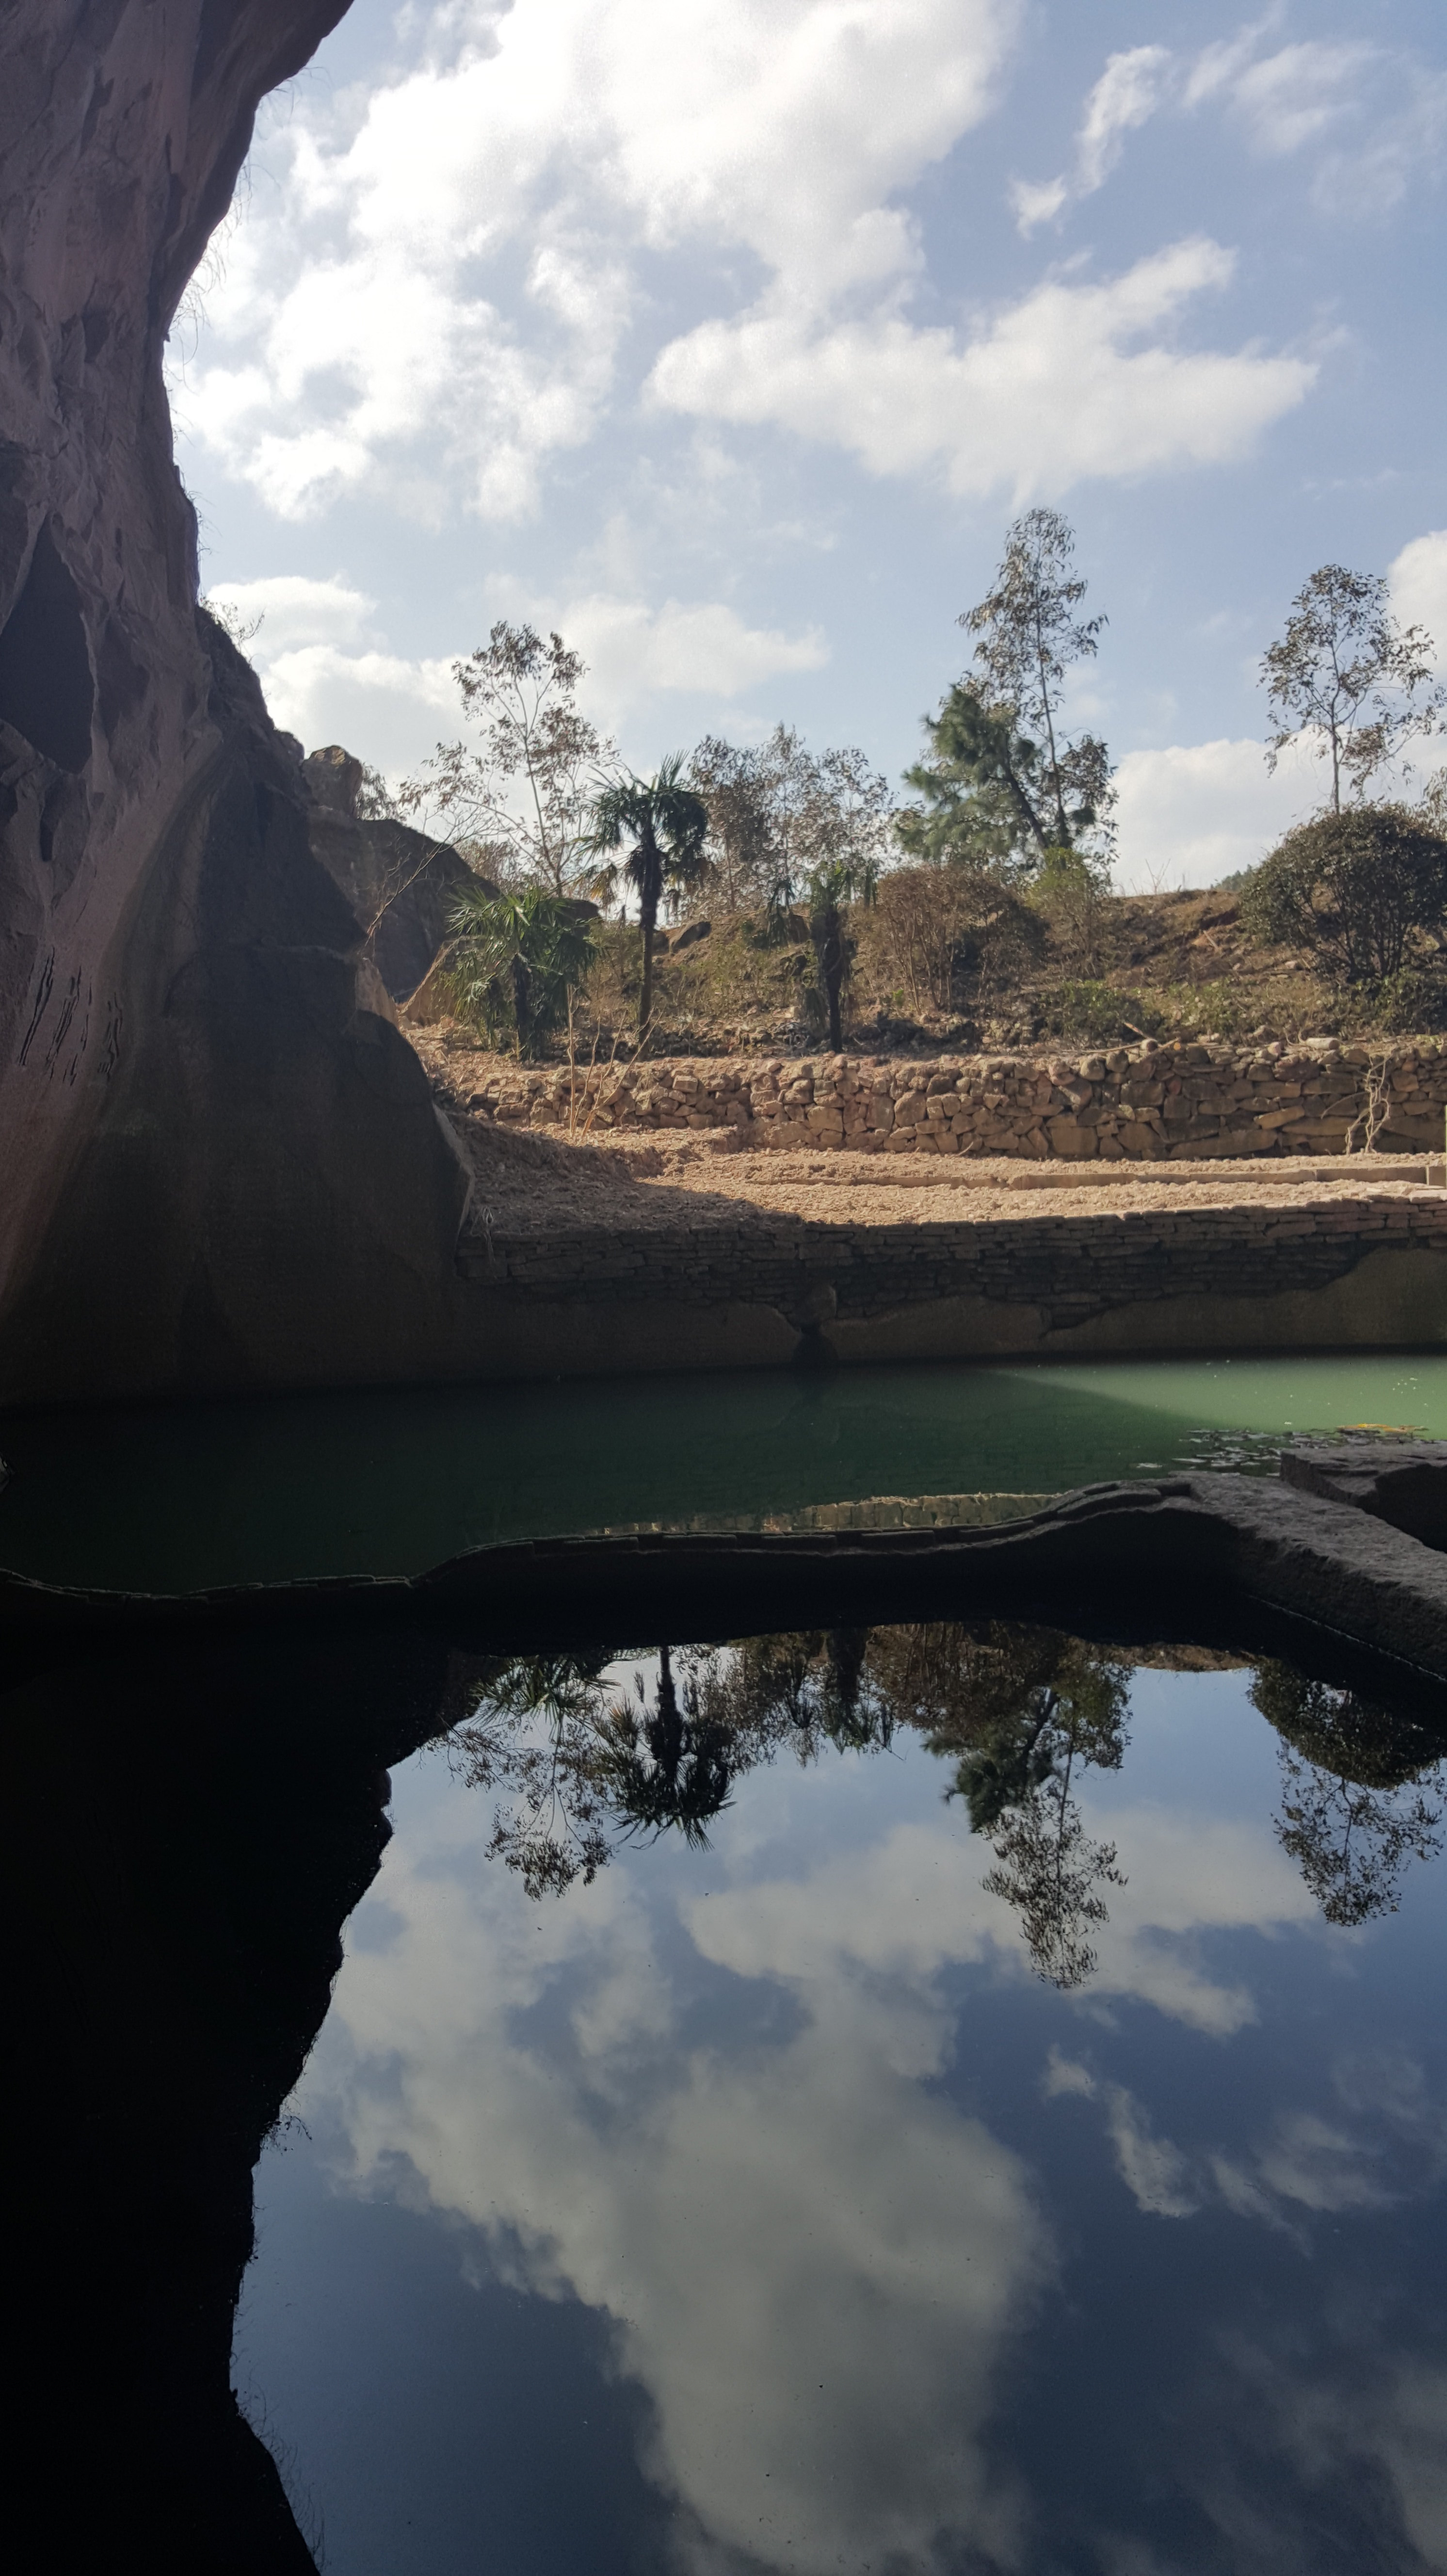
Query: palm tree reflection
xmin=445 ymin=1627 xmax=1444 ymax=1971
xmin=447 ymin=1625 xmax=1130 ymax=1982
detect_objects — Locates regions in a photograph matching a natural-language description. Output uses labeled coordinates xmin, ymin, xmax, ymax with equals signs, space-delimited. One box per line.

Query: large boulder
xmin=0 ymin=2 xmax=479 ymax=1404
xmin=300 ymin=744 xmax=483 ymax=1002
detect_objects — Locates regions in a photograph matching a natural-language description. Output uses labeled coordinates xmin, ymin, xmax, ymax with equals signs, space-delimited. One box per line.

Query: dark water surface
xmin=235 ymin=1633 xmax=1447 ymax=2576
xmin=3 ymin=1351 xmax=1445 ymax=1589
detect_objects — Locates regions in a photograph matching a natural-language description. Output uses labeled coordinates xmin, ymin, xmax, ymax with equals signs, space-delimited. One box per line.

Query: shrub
xmin=1027 ymin=843 xmax=1112 ymax=974
xmin=1043 ymin=980 xmax=1162 ymax=1044
xmin=853 ymin=865 xmax=981 ymax=1013
xmin=443 ymin=883 xmax=596 ymax=1056
xmin=1240 ymin=805 xmax=1447 ymax=985
xmin=854 ymin=866 xmax=1042 ymax=1016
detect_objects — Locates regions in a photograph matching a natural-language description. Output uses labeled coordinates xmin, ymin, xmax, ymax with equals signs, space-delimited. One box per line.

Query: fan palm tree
xmin=443 ymin=881 xmax=597 ymax=1057
xmin=587 ymin=754 xmax=708 ymax=1038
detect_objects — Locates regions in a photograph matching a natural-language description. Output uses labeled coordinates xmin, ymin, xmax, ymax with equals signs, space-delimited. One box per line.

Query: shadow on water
xmin=10 ymin=1626 xmax=484 ymax=2572
xmin=10 ymin=1578 xmax=1446 ymax=2570
xmin=2 ymin=1350 xmax=1444 ymax=1589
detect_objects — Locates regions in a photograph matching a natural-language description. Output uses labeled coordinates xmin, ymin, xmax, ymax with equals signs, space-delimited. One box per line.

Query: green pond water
xmin=1 ymin=1352 xmax=1443 ymax=1593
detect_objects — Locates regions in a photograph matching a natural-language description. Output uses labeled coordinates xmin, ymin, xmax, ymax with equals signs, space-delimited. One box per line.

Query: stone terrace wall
xmin=469 ymin=1038 xmax=1447 ymax=1160
xmin=464 ymin=1191 xmax=1447 ymax=1331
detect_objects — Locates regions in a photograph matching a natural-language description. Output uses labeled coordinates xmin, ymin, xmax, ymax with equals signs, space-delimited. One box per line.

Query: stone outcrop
xmin=300 ymin=745 xmax=480 ymax=1002
xmin=470 ymin=1037 xmax=1447 ymax=1160
xmin=1281 ymin=1440 xmax=1447 ymax=1551
xmin=0 ymin=2 xmax=473 ymax=1406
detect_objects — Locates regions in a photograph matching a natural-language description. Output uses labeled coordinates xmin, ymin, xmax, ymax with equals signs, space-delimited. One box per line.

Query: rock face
xmin=0 ymin=2 xmax=474 ymax=1405
xmin=300 ymin=745 xmax=482 ymax=1003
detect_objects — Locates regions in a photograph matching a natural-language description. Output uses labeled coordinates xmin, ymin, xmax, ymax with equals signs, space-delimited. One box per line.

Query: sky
xmin=169 ymin=0 xmax=1447 ymax=890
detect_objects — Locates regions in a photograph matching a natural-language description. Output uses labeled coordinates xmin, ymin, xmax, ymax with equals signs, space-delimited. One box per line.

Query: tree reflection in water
xmin=1251 ymin=1662 xmax=1446 ymax=1926
xmin=879 ymin=1625 xmax=1130 ymax=1987
xmin=446 ymin=1626 xmax=1446 ymax=1974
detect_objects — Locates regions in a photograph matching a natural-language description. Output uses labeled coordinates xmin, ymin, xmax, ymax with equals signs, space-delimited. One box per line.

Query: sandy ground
xmin=444 ymin=1104 xmax=1441 ymax=1240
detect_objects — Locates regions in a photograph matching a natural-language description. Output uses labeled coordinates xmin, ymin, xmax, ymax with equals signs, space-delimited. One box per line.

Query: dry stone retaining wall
xmin=470 ymin=1039 xmax=1447 ymax=1160
xmin=463 ymin=1192 xmax=1447 ymax=1338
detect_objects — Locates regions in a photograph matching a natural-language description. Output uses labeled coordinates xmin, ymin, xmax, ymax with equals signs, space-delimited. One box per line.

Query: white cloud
xmin=1113 ymin=735 xmax=1326 ymax=892
xmin=179 ymin=0 xmax=1021 ymax=523
xmin=1191 ymin=30 xmax=1447 ymax=219
xmin=1391 ymin=531 xmax=1447 ymax=670
xmin=214 ymin=573 xmax=826 ymax=766
xmin=176 ymin=0 xmax=1317 ymax=533
xmin=1048 ymin=2039 xmax=1447 ymax=2244
xmin=1109 ymin=2093 xmax=1199 ymax=2216
xmin=649 ymin=238 xmax=1313 ymax=501
xmin=547 ymin=592 xmax=828 ymax=714
xmin=688 ymin=1807 xmax=1309 ymax=2039
xmin=204 ymin=573 xmax=376 ymax=651
xmin=1224 ymin=40 xmax=1376 ymax=159
xmin=1009 ymin=175 xmax=1069 ymax=233
xmin=1253 ymin=2110 xmax=1395 ymax=2214
xmin=287 ymin=1742 xmax=1327 ymax=2569
xmin=1013 ymin=26 xmax=1446 ymax=240
xmin=1013 ymin=45 xmax=1172 ymax=234
xmin=1077 ymin=47 xmax=1174 ymax=191
xmin=255 ymin=646 xmax=460 ymax=769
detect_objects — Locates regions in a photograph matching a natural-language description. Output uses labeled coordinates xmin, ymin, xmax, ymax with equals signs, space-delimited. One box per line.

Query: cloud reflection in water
xmin=276 ymin=1645 xmax=1441 ymax=2574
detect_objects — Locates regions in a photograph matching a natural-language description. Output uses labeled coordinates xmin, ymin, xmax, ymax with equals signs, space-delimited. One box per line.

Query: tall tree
xmin=402 ymin=621 xmax=615 ymax=892
xmin=897 ymin=685 xmax=1058 ymax=875
xmin=588 ymin=756 xmax=710 ymax=1037
xmin=719 ymin=733 xmax=894 ymax=1043
xmin=1261 ymin=565 xmax=1444 ymax=811
xmin=958 ymin=506 xmax=1113 ymax=857
xmin=1250 ymin=1661 xmax=1445 ymax=1926
xmin=687 ymin=733 xmax=785 ymax=910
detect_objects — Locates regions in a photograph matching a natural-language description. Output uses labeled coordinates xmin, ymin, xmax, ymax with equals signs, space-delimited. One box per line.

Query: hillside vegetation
xmin=388 ymin=515 xmax=1447 ymax=1067
xmin=456 ymin=873 xmax=1447 ymax=1063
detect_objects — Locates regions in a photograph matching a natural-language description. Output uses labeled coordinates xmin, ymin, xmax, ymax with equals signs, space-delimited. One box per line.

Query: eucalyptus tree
xmin=687 ymin=732 xmax=784 ymax=910
xmin=875 ymin=1620 xmax=1131 ymax=1990
xmin=587 ymin=755 xmax=709 ymax=1037
xmin=1261 ymin=566 xmax=1443 ymax=812
xmin=902 ymin=509 xmax=1113 ymax=873
xmin=402 ymin=620 xmax=615 ymax=893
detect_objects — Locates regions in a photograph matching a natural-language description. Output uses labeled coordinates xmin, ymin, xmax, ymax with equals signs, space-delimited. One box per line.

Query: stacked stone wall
xmin=469 ymin=1038 xmax=1447 ymax=1161
xmin=462 ymin=1193 xmax=1447 ymax=1336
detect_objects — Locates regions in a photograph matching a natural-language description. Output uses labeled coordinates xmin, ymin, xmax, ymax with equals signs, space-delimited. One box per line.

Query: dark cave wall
xmin=0 ymin=1 xmax=472 ymax=1404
